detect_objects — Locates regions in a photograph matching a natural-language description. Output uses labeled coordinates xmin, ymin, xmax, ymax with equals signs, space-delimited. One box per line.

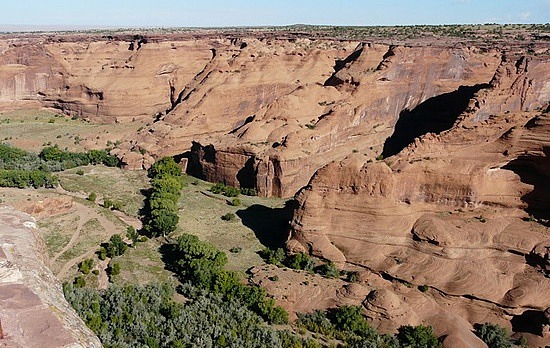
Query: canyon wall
xmin=286 ymin=53 xmax=550 ymax=346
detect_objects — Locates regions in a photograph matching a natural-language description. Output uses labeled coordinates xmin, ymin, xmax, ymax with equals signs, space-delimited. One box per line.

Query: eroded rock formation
xmin=0 ymin=205 xmax=101 ymax=347
xmin=286 ymin=53 xmax=550 ymax=346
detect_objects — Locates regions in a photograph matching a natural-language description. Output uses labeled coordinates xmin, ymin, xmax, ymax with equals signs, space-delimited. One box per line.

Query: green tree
xmin=147 ymin=209 xmax=179 ymax=237
xmin=126 ymin=226 xmax=139 ymax=246
xmin=87 ymin=192 xmax=97 ymax=202
xmin=333 ymin=305 xmax=370 ymax=335
xmin=285 ymin=253 xmax=315 ymax=272
xmin=396 ymin=325 xmax=440 ymax=348
xmin=148 ymin=157 xmax=182 ymax=178
xmin=78 ymin=259 xmax=94 ymax=274
xmin=105 ymin=234 xmax=127 ymax=257
xmin=474 ymin=323 xmax=512 ymax=348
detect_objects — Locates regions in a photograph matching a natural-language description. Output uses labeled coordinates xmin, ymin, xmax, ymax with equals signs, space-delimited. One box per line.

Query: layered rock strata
xmin=0 ymin=205 xmax=101 ymax=347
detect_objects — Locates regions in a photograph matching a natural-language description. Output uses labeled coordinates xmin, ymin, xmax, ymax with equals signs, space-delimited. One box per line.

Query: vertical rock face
xmin=0 ymin=206 xmax=101 ymax=348
xmin=286 ymin=53 xmax=550 ymax=345
xmin=187 ymin=44 xmax=503 ymax=196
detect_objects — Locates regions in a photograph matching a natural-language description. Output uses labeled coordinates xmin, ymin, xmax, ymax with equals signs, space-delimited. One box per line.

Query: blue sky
xmin=1 ymin=0 xmax=549 ymax=28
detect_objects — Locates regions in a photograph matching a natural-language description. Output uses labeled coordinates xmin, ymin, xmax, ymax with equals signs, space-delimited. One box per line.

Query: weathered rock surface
xmin=2 ymin=32 xmax=547 ymax=197
xmin=0 ymin=205 xmax=101 ymax=347
xmin=286 ymin=52 xmax=550 ymax=346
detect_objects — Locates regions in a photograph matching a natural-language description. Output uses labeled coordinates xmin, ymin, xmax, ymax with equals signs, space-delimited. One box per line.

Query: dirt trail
xmin=54 ymin=201 xmax=125 ymax=280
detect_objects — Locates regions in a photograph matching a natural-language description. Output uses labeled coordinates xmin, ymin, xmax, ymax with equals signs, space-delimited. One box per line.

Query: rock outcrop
xmin=2 ymin=32 xmax=547 ymax=195
xmin=286 ymin=52 xmax=550 ymax=346
xmin=0 ymin=205 xmax=101 ymax=347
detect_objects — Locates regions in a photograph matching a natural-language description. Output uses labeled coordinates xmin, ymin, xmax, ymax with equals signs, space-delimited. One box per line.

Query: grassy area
xmin=57 ymin=218 xmax=104 ymax=262
xmin=58 ymin=166 xmax=150 ymax=217
xmin=42 ymin=228 xmax=72 ymax=257
xmin=2 ymin=163 xmax=294 ymax=287
xmin=175 ymin=177 xmax=293 ymax=273
xmin=0 ymin=108 xmax=144 ymax=152
xmin=114 ymin=238 xmax=176 ymax=285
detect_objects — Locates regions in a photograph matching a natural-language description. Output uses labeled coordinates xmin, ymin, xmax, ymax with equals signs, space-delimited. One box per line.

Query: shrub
xmin=315 ymin=261 xmax=340 ymax=278
xmin=221 ymin=213 xmax=235 ymax=221
xmin=210 ymin=183 xmax=240 ymax=197
xmin=73 ymin=276 xmax=86 ymax=288
xmin=347 ymin=271 xmax=360 ymax=283
xmin=229 ymin=246 xmax=242 ymax=253
xmin=259 ymin=247 xmax=286 ymax=266
xmin=87 ymin=192 xmax=96 ymax=202
xmin=111 ymin=201 xmax=123 ymax=211
xmin=396 ymin=325 xmax=440 ymax=348
xmin=419 ymin=284 xmax=430 ymax=292
xmin=284 ymin=253 xmax=315 ymax=272
xmin=229 ymin=198 xmax=241 ymax=206
xmin=102 ymin=198 xmax=112 ymax=209
xmin=105 ymin=234 xmax=127 ymax=258
xmin=107 ymin=262 xmax=121 ymax=277
xmin=333 ymin=305 xmax=370 ymax=335
xmin=76 ymin=169 xmax=84 ymax=175
xmin=78 ymin=259 xmax=94 ymax=275
xmin=148 ymin=156 xmax=182 ymax=178
xmin=97 ymin=247 xmax=107 ymax=260
xmin=126 ymin=226 xmax=139 ymax=246
xmin=474 ymin=323 xmax=512 ymax=348
xmin=240 ymin=187 xmax=257 ymax=196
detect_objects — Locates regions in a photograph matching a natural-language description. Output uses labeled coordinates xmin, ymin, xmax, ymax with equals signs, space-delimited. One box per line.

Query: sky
xmin=1 ymin=0 xmax=549 ymax=29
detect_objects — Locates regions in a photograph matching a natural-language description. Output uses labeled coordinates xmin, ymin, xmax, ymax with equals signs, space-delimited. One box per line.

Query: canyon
xmin=0 ymin=26 xmax=549 ymax=347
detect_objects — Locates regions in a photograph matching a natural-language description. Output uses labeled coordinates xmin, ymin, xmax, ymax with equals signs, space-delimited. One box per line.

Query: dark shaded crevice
xmin=229 ymin=115 xmax=255 ymax=134
xmin=164 ymin=48 xmax=217 ymax=115
xmin=511 ymin=310 xmax=547 ymax=335
xmin=382 ymin=83 xmax=489 ymax=158
xmin=184 ymin=141 xmax=211 ymax=180
xmin=236 ymin=200 xmax=297 ymax=248
xmin=324 ymin=43 xmax=365 ymax=86
xmin=236 ymin=157 xmax=256 ymax=189
xmin=502 ymin=146 xmax=550 ymax=221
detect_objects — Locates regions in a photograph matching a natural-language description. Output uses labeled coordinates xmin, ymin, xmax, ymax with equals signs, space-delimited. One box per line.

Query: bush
xmin=315 ymin=261 xmax=340 ymax=278
xmin=96 ymin=247 xmax=107 ymax=260
xmin=107 ymin=262 xmax=121 ymax=277
xmin=474 ymin=323 xmax=512 ymax=348
xmin=229 ymin=198 xmax=241 ymax=206
xmin=102 ymin=198 xmax=112 ymax=209
xmin=126 ymin=226 xmax=139 ymax=246
xmin=210 ymin=183 xmax=240 ymax=197
xmin=104 ymin=234 xmax=127 ymax=258
xmin=78 ymin=259 xmax=94 ymax=274
xmin=73 ymin=276 xmax=86 ymax=288
xmin=346 ymin=271 xmax=360 ymax=283
xmin=229 ymin=246 xmax=242 ymax=253
xmin=259 ymin=247 xmax=286 ymax=266
xmin=76 ymin=169 xmax=84 ymax=175
xmin=284 ymin=253 xmax=315 ymax=272
xmin=240 ymin=187 xmax=257 ymax=196
xmin=419 ymin=284 xmax=430 ymax=292
xmin=396 ymin=325 xmax=440 ymax=348
xmin=333 ymin=306 xmax=370 ymax=335
xmin=87 ymin=192 xmax=96 ymax=202
xmin=148 ymin=156 xmax=182 ymax=178
xmin=221 ymin=213 xmax=235 ymax=221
